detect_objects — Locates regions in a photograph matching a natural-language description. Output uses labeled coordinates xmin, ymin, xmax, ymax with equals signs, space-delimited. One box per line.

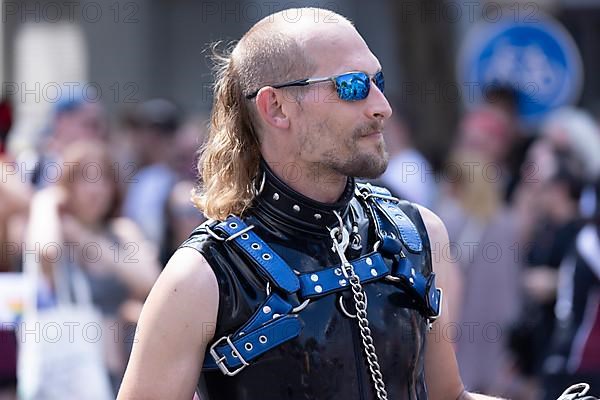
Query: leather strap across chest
xmin=201 ymin=185 xmax=442 ymax=376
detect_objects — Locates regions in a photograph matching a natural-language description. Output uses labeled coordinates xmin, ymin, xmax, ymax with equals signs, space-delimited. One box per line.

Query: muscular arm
xmin=117 ymin=247 xmax=219 ymax=400
xmin=418 ymin=205 xmax=504 ymax=400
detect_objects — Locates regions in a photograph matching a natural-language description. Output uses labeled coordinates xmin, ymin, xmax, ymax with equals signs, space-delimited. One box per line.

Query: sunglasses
xmin=246 ymin=70 xmax=385 ymax=102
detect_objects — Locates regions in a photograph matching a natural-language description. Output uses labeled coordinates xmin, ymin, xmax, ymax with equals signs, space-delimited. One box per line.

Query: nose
xmin=364 ymin=82 xmax=392 ymax=121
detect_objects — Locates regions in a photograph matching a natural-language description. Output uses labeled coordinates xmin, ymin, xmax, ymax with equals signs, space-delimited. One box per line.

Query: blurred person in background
xmin=0 ymin=99 xmax=29 ymax=400
xmin=452 ymin=105 xmax=517 ymax=202
xmin=541 ymin=107 xmax=600 ymax=217
xmin=121 ymin=99 xmax=181 ymax=260
xmin=540 ymin=179 xmax=600 ymax=400
xmin=170 ymin=115 xmax=208 ymax=182
xmin=375 ymin=109 xmax=437 ymax=208
xmin=436 ymin=144 xmax=521 ymax=396
xmin=28 ymin=140 xmax=161 ymax=396
xmin=510 ymin=107 xmax=600 ymax=398
xmin=161 ymin=180 xmax=206 ymax=266
xmin=20 ymin=90 xmax=108 ymax=189
xmin=510 ymin=152 xmax=586 ymax=398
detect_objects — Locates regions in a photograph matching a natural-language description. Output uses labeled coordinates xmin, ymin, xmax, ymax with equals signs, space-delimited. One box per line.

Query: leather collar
xmin=252 ymin=159 xmax=355 ymax=235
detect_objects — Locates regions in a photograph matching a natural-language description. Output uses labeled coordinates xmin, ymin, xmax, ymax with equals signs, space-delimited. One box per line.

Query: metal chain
xmin=330 ymin=220 xmax=389 ymax=400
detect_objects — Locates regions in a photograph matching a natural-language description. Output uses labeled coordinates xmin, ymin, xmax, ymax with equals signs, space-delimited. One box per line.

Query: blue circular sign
xmin=458 ymin=15 xmax=583 ymax=124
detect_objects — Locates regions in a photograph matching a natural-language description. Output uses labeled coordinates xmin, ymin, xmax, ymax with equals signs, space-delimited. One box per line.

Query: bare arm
xmin=117 ymin=247 xmax=219 ymax=400
xmin=418 ymin=205 xmax=504 ymax=400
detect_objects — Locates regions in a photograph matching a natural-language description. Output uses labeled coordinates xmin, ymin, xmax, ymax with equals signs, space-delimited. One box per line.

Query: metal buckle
xmin=209 ymin=335 xmax=249 ymax=376
xmin=205 ymin=225 xmax=227 ymax=241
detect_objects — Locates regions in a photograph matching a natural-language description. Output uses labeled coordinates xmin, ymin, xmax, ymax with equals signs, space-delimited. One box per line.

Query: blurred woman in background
xmin=28 ymin=140 xmax=160 ymax=396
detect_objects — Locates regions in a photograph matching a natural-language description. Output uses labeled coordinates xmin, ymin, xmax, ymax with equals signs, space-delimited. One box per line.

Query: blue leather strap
xmin=215 ymin=216 xmax=300 ymax=294
xmin=390 ymin=256 xmax=442 ymax=318
xmin=297 ymin=252 xmax=389 ymax=299
xmin=357 ymin=183 xmax=423 ymax=254
xmin=204 ymin=315 xmax=303 ymax=373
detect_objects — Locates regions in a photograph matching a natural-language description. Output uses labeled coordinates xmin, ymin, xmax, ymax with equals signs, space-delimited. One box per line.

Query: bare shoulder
xmin=414 ymin=204 xmax=450 ymax=245
xmin=156 ymin=247 xmax=219 ymax=301
xmin=118 ymin=247 xmax=219 ymax=400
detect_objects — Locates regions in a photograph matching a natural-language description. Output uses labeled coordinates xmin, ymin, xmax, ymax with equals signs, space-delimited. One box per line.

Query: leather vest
xmin=181 ymin=161 xmax=435 ymax=400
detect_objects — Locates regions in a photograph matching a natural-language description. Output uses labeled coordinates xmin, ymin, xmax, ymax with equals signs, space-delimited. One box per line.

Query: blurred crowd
xmin=1 ymin=84 xmax=600 ymax=400
xmin=0 ymin=94 xmax=206 ymax=399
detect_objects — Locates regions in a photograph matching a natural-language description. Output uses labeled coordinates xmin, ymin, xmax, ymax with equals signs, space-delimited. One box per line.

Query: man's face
xmin=287 ymin=24 xmax=393 ymax=179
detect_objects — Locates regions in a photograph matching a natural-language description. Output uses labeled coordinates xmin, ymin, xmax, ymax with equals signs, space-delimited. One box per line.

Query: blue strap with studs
xmin=391 ymin=256 xmax=442 ymax=318
xmin=297 ymin=252 xmax=389 ymax=299
xmin=215 ymin=216 xmax=300 ymax=294
xmin=357 ymin=184 xmax=423 ymax=254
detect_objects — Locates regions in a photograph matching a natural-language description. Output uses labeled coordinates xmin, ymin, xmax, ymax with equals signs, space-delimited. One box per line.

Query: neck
xmin=252 ymin=157 xmax=355 ymax=235
xmin=263 ymin=158 xmax=348 ymax=204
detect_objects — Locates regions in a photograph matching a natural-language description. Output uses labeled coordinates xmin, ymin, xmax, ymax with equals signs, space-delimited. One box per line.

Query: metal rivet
xmin=409 ymin=277 xmax=415 ymax=285
xmin=229 ymin=222 xmax=238 ymax=229
xmin=366 ymin=257 xmax=373 ymax=266
xmin=251 ymin=243 xmax=260 ymax=250
xmin=239 ymin=331 xmax=245 ymax=336
xmin=314 ymin=213 xmax=322 ymax=220
xmin=262 ymin=253 xmax=272 ymax=260
xmin=339 ymin=279 xmax=347 ymax=286
xmin=273 ymin=193 xmax=280 ymax=200
xmin=370 ymin=268 xmax=377 ymax=276
xmin=241 ymin=233 xmax=249 ymax=240
xmin=245 ymin=342 xmax=253 ymax=351
xmin=293 ymin=204 xmax=300 ymax=212
xmin=259 ymin=335 xmax=267 ymax=344
xmin=315 ymin=285 xmax=323 ymax=293
xmin=334 ymin=268 xmax=342 ymax=276
xmin=272 ymin=313 xmax=280 ymax=319
xmin=262 ymin=306 xmax=271 ymax=314
xmin=310 ymin=274 xmax=319 ymax=282
xmin=411 ymin=268 xmax=416 ymax=276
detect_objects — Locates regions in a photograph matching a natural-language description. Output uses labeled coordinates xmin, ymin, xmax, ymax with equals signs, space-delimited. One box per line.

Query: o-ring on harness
xmin=201 ymin=183 xmax=443 ymax=400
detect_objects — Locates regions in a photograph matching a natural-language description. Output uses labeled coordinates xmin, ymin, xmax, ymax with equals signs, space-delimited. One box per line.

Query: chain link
xmin=330 ymin=220 xmax=389 ymax=400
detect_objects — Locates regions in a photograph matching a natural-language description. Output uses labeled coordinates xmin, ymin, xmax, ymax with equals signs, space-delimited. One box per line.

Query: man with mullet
xmin=117 ymin=7 xmax=590 ymax=400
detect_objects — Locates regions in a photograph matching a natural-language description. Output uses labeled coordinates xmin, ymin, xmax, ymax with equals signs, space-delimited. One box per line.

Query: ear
xmin=254 ymin=87 xmax=291 ymax=130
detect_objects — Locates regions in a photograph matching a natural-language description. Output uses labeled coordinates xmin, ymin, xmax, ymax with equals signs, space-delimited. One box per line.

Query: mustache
xmin=354 ymin=121 xmax=385 ymax=138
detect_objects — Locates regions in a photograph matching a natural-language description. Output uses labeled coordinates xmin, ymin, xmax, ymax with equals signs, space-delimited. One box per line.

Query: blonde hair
xmin=192 ymin=8 xmax=351 ymax=220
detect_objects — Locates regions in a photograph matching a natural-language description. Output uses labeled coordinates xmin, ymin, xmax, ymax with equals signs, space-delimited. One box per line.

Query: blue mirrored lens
xmin=335 ymin=72 xmax=370 ymax=101
xmin=374 ymin=71 xmax=384 ymax=93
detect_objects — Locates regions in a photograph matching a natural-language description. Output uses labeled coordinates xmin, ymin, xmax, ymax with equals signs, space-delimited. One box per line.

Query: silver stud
xmin=259 ymin=335 xmax=267 ymax=344
xmin=334 ymin=268 xmax=342 ymax=276
xmin=370 ymin=268 xmax=377 ymax=276
xmin=366 ymin=257 xmax=373 ymax=266
xmin=339 ymin=279 xmax=347 ymax=286
xmin=272 ymin=313 xmax=280 ymax=319
xmin=411 ymin=268 xmax=416 ymax=277
xmin=315 ymin=285 xmax=323 ymax=293
xmin=314 ymin=213 xmax=322 ymax=220
xmin=245 ymin=342 xmax=253 ymax=351
xmin=293 ymin=204 xmax=300 ymax=212
xmin=273 ymin=193 xmax=280 ymax=200
xmin=262 ymin=306 xmax=271 ymax=314
xmin=310 ymin=274 xmax=319 ymax=282
xmin=409 ymin=277 xmax=415 ymax=285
